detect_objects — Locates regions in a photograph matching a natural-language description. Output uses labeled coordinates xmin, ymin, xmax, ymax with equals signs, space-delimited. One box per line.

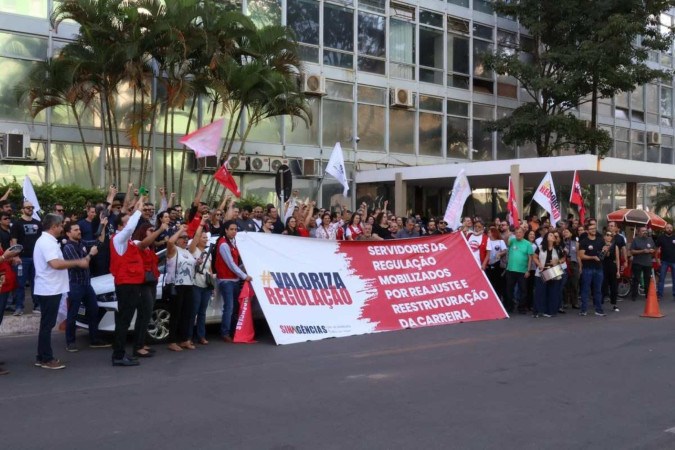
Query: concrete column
xmin=626 ymin=182 xmax=637 ymax=209
xmin=510 ymin=164 xmax=523 ymax=222
xmin=395 ymin=172 xmax=406 ymax=217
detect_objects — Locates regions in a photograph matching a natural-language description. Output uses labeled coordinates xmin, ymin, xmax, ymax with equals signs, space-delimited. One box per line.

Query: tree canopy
xmin=486 ymin=0 xmax=675 ymax=157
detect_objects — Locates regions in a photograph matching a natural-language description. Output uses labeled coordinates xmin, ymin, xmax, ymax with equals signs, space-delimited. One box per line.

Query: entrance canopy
xmin=355 ymin=155 xmax=675 ymax=188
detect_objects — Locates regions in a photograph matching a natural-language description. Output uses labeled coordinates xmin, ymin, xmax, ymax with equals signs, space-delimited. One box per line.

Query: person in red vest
xmin=130 ymin=221 xmax=169 ymax=358
xmin=214 ymin=221 xmax=251 ymax=342
xmin=0 ymin=244 xmax=21 ymax=375
xmin=109 ymin=196 xmax=146 ymax=366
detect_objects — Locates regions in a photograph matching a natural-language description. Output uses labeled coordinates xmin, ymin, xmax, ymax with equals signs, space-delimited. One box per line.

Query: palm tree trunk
xmin=170 ymin=106 xmax=176 ymax=193
xmin=72 ymin=106 xmax=96 ymax=187
xmin=177 ymin=95 xmax=197 ymax=201
xmin=138 ymin=83 xmax=145 ymax=186
xmin=103 ymin=91 xmax=117 ymax=184
xmin=127 ymin=86 xmax=137 ymax=182
xmin=162 ymin=102 xmax=169 ymax=191
xmin=141 ymin=100 xmax=158 ymax=187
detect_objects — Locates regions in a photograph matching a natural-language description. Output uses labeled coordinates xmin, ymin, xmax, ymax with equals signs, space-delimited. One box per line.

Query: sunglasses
xmin=56 ymin=209 xmax=64 ymax=213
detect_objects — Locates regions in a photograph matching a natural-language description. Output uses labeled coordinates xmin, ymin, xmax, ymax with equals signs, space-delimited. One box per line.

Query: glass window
xmin=447 ymin=100 xmax=469 ymax=116
xmin=0 ymin=0 xmax=47 ymax=18
xmin=357 ymin=103 xmax=385 ymax=151
xmin=49 ymin=143 xmax=102 ymax=188
xmin=647 ymin=145 xmax=660 ymax=163
xmin=286 ymin=97 xmax=320 ymax=145
xmin=472 ymin=120 xmax=493 ymax=160
xmin=473 ymin=24 xmax=493 ymax=40
xmin=288 ymin=0 xmax=320 ymax=45
xmin=357 ymin=85 xmax=386 ymax=105
xmin=646 ymin=84 xmax=659 ymax=113
xmin=631 ymin=86 xmax=644 ymax=111
xmin=389 ymin=108 xmax=415 ymax=154
xmin=419 ymin=26 xmax=444 ymax=84
xmin=358 ymin=12 xmax=385 ymax=57
xmin=661 ymin=86 xmax=672 ymax=126
xmin=473 ymin=104 xmax=493 ymax=120
xmin=325 ymin=81 xmax=354 ymax=100
xmin=247 ymin=116 xmax=282 ymax=143
xmin=322 ymin=99 xmax=353 ymax=148
xmin=390 ymin=19 xmax=415 ymax=79
xmin=324 ymin=4 xmax=354 ymax=52
xmin=473 ymin=0 xmax=493 ymax=14
xmin=419 ymin=95 xmax=443 ymax=112
xmin=359 ymin=0 xmax=385 ymax=14
xmin=661 ymin=147 xmax=673 ymax=164
xmin=447 ymin=33 xmax=470 ymax=74
xmin=420 ymin=10 xmax=443 ymax=28
xmin=631 ymin=142 xmax=645 ymax=161
xmin=390 ymin=3 xmax=415 ymax=20
xmin=473 ymin=39 xmax=493 ymax=79
xmin=247 ymin=0 xmax=282 ymax=28
xmin=419 ymin=112 xmax=442 ymax=156
xmin=496 ymin=107 xmax=515 ymax=159
xmin=0 ymin=57 xmax=44 ymax=122
xmin=0 ymin=33 xmax=48 ymax=60
xmin=448 ymin=17 xmax=470 ymax=35
xmin=448 ymin=0 xmax=469 ymax=8
xmin=447 ymin=116 xmax=469 ymax=159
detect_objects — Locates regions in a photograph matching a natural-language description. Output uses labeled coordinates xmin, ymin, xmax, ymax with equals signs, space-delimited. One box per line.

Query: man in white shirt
xmin=33 ymin=214 xmax=96 ymax=370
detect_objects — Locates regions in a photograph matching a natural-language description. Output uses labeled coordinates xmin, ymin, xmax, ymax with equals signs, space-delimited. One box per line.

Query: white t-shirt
xmin=33 ymin=233 xmax=70 ymax=296
xmin=486 ymin=239 xmax=507 ymax=265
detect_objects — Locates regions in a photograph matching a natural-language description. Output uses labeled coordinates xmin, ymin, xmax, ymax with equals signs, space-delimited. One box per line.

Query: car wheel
xmin=147 ymin=302 xmax=171 ymax=343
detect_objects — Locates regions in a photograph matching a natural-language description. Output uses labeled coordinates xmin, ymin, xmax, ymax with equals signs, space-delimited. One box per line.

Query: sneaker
xmin=89 ymin=341 xmax=112 ymax=348
xmin=613 ymin=306 xmax=620 ymax=312
xmin=12 ymin=309 xmax=23 ymax=316
xmin=542 ymin=314 xmax=552 ymax=318
xmin=34 ymin=360 xmax=42 ymax=367
xmin=595 ymin=311 xmax=606 ymax=317
xmin=66 ymin=344 xmax=78 ymax=353
xmin=40 ymin=359 xmax=65 ymax=370
xmin=32 ymin=307 xmax=40 ymax=314
xmin=578 ymin=311 xmax=587 ymax=316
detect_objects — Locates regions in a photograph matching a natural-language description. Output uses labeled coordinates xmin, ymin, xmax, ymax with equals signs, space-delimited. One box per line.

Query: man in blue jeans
xmin=578 ymin=223 xmax=605 ymax=316
xmin=62 ymin=222 xmax=110 ymax=352
xmin=656 ymin=223 xmax=675 ymax=300
xmin=214 ymin=221 xmax=251 ymax=342
xmin=33 ymin=214 xmax=94 ymax=370
xmin=10 ymin=201 xmax=41 ymax=315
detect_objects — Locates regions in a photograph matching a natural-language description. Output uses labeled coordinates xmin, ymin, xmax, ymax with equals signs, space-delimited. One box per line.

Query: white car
xmin=77 ymin=247 xmax=259 ymax=342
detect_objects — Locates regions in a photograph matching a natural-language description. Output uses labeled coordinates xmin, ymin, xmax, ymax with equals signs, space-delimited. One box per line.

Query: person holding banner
xmin=215 ymin=221 xmax=252 ymax=342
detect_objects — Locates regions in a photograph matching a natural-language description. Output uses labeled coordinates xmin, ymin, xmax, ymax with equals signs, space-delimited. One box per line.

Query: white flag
xmin=22 ymin=175 xmax=41 ymax=221
xmin=532 ymin=171 xmax=562 ymax=227
xmin=283 ymin=195 xmax=297 ymax=225
xmin=443 ymin=169 xmax=471 ymax=231
xmin=325 ymin=142 xmax=349 ymax=197
xmin=178 ymin=118 xmax=223 ymax=158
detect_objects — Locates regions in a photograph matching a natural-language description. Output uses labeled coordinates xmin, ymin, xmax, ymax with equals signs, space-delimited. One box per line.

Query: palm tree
xmin=652 ymin=183 xmax=675 ymax=218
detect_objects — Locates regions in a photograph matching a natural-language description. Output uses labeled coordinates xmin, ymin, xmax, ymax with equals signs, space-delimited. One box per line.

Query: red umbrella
xmin=606 ymin=208 xmax=667 ymax=230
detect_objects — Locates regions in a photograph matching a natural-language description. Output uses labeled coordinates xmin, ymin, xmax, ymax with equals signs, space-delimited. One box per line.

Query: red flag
xmin=233 ymin=281 xmax=256 ymax=344
xmin=507 ymin=176 xmax=520 ymax=226
xmin=179 ymin=118 xmax=223 ymax=158
xmin=570 ymin=170 xmax=586 ymax=224
xmin=214 ymin=164 xmax=241 ymax=197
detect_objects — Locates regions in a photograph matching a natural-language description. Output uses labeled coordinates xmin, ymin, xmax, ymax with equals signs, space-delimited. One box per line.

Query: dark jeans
xmin=0 ymin=292 xmax=8 ymax=326
xmin=564 ymin=262 xmax=580 ymax=307
xmin=218 ymin=280 xmax=240 ymax=337
xmin=658 ymin=261 xmax=675 ymax=298
xmin=168 ymin=284 xmax=194 ymax=343
xmin=602 ymin=260 xmax=619 ymax=306
xmin=15 ymin=257 xmax=35 ymax=311
xmin=192 ymin=286 xmax=212 ymax=340
xmin=34 ymin=294 xmax=62 ymax=363
xmin=133 ymin=283 xmax=156 ymax=351
xmin=631 ymin=263 xmax=652 ymax=299
xmin=66 ymin=284 xmax=99 ymax=345
xmin=112 ymin=284 xmax=142 ymax=360
xmin=485 ymin=264 xmax=504 ymax=300
xmin=580 ymin=267 xmax=604 ymax=313
xmin=505 ymin=270 xmax=527 ymax=313
xmin=535 ymin=276 xmax=561 ymax=316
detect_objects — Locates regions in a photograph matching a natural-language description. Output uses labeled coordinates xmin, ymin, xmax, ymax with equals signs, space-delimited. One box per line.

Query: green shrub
xmin=0 ymin=180 xmax=106 ymax=218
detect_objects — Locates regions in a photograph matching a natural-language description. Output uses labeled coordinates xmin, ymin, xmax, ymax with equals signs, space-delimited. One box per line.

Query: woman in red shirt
xmin=345 ymin=213 xmax=364 ymax=240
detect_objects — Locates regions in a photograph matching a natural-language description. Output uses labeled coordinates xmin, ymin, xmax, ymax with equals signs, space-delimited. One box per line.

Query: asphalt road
xmin=2 ymin=297 xmax=675 ymax=450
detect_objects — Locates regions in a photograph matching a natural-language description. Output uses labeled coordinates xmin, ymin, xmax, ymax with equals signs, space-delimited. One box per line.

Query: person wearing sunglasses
xmin=10 ymin=201 xmax=42 ymax=316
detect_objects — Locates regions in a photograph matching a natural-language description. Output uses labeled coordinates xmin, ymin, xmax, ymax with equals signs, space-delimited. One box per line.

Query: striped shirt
xmin=62 ymin=239 xmax=90 ymax=286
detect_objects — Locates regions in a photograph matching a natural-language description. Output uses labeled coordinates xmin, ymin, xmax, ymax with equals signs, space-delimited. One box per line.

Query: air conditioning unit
xmin=302 ymin=73 xmax=326 ymax=96
xmin=230 ymin=155 xmax=249 ymax=172
xmin=647 ymin=131 xmax=661 ymax=145
xmin=390 ymin=88 xmax=413 ymax=108
xmin=270 ymin=158 xmax=289 ymax=173
xmin=302 ymin=159 xmax=319 ymax=177
xmin=1 ymin=133 xmax=28 ymax=159
xmin=192 ymin=155 xmax=219 ymax=172
xmin=250 ymin=156 xmax=270 ymax=172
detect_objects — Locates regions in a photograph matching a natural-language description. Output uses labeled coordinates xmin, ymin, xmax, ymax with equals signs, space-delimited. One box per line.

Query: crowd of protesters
xmin=0 ymin=183 xmax=674 ymax=374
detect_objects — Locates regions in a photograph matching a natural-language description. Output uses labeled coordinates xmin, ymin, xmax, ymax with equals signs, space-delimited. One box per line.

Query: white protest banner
xmin=443 ymin=169 xmax=471 ymax=231
xmin=237 ymin=232 xmax=507 ymax=345
xmin=22 ymin=175 xmax=42 ymax=220
xmin=532 ymin=171 xmax=562 ymax=227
